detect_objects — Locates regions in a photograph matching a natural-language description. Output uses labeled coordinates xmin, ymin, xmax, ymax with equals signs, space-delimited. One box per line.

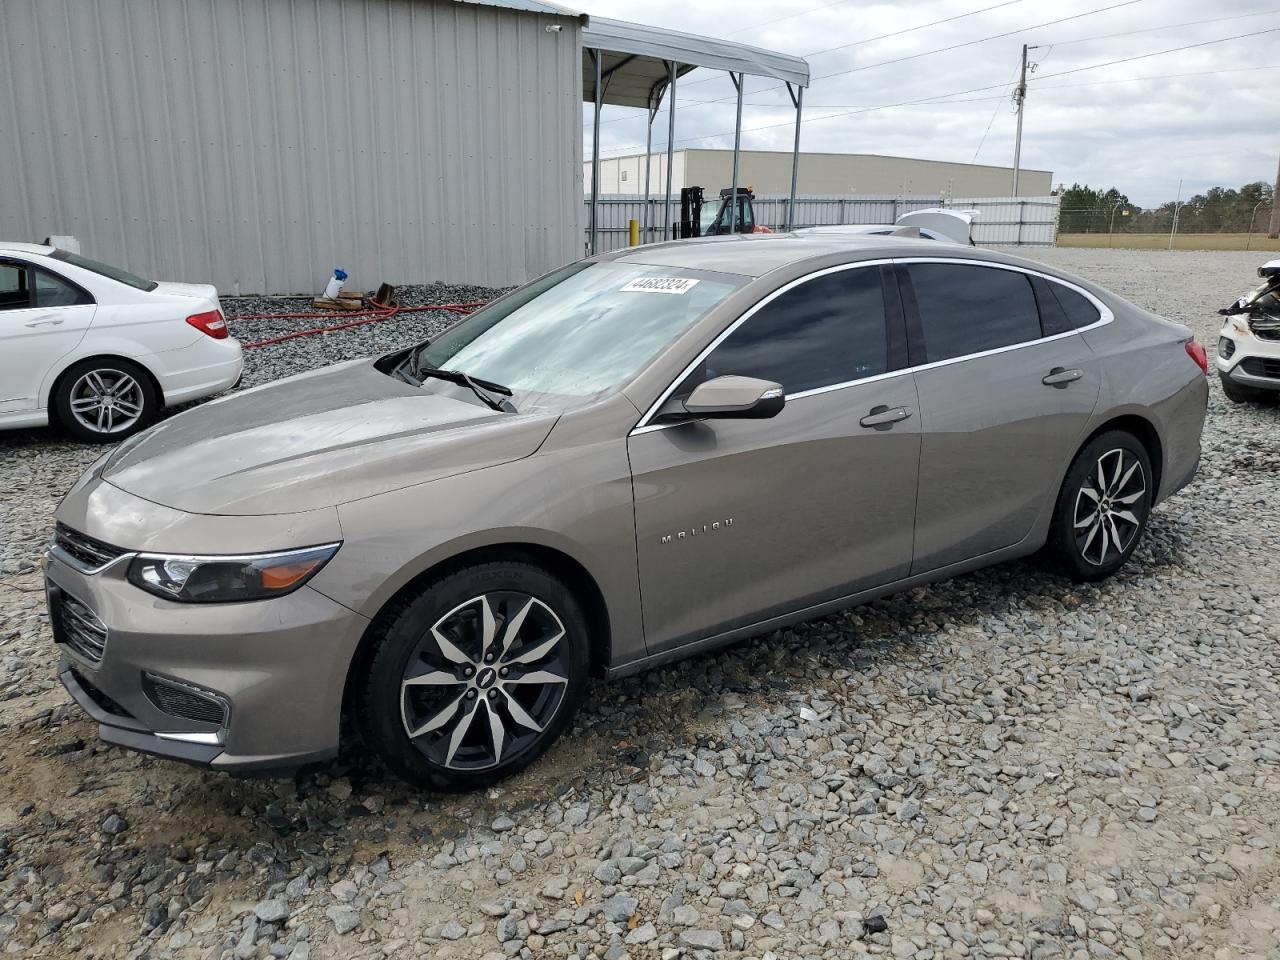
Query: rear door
xmin=897 ymin=259 xmax=1102 ymax=573
xmin=628 ymin=263 xmax=921 ymax=654
xmin=0 ymin=260 xmax=96 ymax=414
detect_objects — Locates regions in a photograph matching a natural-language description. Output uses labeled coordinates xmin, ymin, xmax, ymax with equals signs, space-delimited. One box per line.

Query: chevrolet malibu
xmin=45 ymin=235 xmax=1208 ymax=791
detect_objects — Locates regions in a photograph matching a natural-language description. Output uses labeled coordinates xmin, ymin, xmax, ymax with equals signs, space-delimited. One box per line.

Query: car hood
xmin=102 ymin=360 xmax=557 ymax=516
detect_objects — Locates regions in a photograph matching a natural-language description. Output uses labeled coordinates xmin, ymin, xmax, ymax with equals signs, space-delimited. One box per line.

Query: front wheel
xmin=1045 ymin=431 xmax=1153 ymax=582
xmin=52 ymin=358 xmax=158 ymax=443
xmin=1219 ymin=372 xmax=1273 ymax=404
xmin=357 ymin=561 xmax=590 ymax=791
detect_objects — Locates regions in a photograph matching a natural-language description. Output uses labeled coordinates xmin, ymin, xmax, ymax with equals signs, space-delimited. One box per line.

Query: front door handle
xmin=1042 ymin=366 xmax=1083 ymax=387
xmin=860 ymin=405 xmax=914 ymax=429
xmin=24 ymin=315 xmax=64 ymax=328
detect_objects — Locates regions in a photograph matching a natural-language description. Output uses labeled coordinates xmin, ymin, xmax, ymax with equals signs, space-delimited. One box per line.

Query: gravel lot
xmin=1 ymin=249 xmax=1277 ymax=960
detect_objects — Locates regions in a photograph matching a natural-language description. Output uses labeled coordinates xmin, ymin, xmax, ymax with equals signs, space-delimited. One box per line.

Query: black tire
xmin=1045 ymin=430 xmax=1153 ymax=582
xmin=358 ymin=560 xmax=590 ymax=791
xmin=52 ymin=357 xmax=158 ymax=443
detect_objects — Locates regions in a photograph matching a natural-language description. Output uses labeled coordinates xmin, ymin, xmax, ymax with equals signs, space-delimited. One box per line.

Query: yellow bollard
xmin=629 ymin=218 xmax=639 ymax=247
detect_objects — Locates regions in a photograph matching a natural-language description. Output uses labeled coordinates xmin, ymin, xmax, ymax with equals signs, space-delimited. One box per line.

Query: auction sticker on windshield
xmin=620 ymin=277 xmax=700 ymax=294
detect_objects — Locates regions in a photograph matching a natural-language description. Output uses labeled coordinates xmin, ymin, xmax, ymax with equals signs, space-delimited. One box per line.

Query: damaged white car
xmin=1217 ymin=259 xmax=1280 ymax=403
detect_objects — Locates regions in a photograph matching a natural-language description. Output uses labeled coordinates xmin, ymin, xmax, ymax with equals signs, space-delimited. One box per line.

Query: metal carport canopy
xmin=582 ymin=17 xmax=811 ymax=250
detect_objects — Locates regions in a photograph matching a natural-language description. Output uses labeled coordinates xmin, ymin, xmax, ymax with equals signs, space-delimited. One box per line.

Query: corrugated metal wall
xmin=586 ymin=194 xmax=1061 ymax=253
xmin=0 ymin=0 xmax=583 ymax=294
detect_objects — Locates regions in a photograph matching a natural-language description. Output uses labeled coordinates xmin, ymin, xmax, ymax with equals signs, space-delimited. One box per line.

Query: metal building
xmin=586 ymin=149 xmax=1054 ymax=200
xmin=0 ymin=0 xmax=585 ymax=294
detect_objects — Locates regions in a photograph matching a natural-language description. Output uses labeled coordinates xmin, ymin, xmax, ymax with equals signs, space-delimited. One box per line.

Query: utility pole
xmin=1011 ymin=44 xmax=1030 ymax=197
xmin=1269 ymin=152 xmax=1280 ymax=239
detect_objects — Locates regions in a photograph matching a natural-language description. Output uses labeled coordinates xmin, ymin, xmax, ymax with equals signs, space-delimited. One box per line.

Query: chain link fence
xmin=586 ymin=194 xmax=1061 ymax=254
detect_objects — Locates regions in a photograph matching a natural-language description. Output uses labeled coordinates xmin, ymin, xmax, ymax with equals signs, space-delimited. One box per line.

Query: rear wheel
xmin=1046 ymin=430 xmax=1153 ymax=582
xmin=358 ymin=561 xmax=589 ymax=791
xmin=52 ymin=358 xmax=157 ymax=443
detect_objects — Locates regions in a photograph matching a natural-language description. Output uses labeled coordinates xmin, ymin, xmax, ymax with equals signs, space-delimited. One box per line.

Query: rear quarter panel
xmin=1079 ymin=303 xmax=1207 ymax=502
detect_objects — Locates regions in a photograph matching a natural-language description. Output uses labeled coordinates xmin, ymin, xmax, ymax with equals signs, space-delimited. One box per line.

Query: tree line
xmin=1055 ymin=181 xmax=1275 ymax=234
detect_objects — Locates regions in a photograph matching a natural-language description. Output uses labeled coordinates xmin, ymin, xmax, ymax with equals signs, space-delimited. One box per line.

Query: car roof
xmin=0 ymin=241 xmax=56 ymax=257
xmin=604 ymin=232 xmax=970 ymax=278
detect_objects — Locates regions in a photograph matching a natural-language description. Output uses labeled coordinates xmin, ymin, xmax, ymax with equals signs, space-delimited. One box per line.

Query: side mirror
xmin=680 ymin=375 xmax=785 ymax=420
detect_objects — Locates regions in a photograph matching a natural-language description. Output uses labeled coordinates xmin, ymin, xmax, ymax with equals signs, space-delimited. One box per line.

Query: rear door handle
xmin=24 ymin=315 xmax=64 ymax=328
xmin=860 ymin=404 xmax=913 ymax=428
xmin=1042 ymin=366 xmax=1083 ymax=387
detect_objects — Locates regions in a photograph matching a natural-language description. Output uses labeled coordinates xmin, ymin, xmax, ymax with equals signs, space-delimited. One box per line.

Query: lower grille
xmin=1218 ymin=337 xmax=1235 ymax=360
xmin=143 ymin=674 xmax=228 ymax=726
xmin=56 ymin=593 xmax=109 ymax=664
xmin=1239 ymin=356 xmax=1280 ymax=380
xmin=68 ymin=666 xmax=133 ymax=719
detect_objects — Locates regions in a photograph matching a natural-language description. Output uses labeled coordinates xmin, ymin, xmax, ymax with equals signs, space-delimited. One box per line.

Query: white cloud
xmin=582 ymin=0 xmax=1280 ymax=206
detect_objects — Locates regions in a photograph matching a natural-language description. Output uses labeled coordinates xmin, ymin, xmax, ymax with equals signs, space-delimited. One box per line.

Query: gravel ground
xmin=0 ymin=250 xmax=1277 ymax=960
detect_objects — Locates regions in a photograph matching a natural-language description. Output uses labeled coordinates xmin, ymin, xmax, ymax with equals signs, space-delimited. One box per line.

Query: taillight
xmin=186 ymin=310 xmax=228 ymax=340
xmin=1183 ymin=338 xmax=1208 ymax=375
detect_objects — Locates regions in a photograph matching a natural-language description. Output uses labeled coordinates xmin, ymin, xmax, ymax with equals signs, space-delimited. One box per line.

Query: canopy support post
xmin=786 ymin=82 xmax=803 ymax=231
xmin=589 ymin=49 xmax=602 ymax=255
xmin=729 ymin=71 xmax=743 ymax=234
xmin=643 ymin=80 xmax=664 ymax=244
xmin=664 ymin=60 xmax=677 ymax=240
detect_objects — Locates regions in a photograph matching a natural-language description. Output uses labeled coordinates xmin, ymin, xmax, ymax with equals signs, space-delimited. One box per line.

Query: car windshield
xmin=49 ymin=249 xmax=158 ymax=291
xmin=413 ymin=262 xmax=743 ymax=412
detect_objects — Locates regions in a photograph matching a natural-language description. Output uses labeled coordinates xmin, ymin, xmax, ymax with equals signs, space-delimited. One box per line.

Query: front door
xmin=897 ymin=260 xmax=1101 ymax=573
xmin=0 ymin=260 xmax=96 ymax=414
xmin=628 ymin=264 xmax=921 ymax=654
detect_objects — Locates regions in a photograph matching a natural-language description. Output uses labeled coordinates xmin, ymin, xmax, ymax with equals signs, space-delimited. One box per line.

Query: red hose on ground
xmin=231 ymin=300 xmax=486 ymax=349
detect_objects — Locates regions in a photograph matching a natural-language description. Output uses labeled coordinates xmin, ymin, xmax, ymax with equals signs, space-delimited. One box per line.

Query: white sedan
xmin=0 ymin=243 xmax=242 ymax=442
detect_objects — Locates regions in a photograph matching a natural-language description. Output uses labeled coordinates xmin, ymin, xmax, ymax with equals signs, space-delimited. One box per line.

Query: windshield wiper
xmin=412 ymin=365 xmax=515 ymax=412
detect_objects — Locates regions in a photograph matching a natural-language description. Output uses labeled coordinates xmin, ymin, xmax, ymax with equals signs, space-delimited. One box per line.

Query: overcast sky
xmin=580 ymin=0 xmax=1279 ymax=207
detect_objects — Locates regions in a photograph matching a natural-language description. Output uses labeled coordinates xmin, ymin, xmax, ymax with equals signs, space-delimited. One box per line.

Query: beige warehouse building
xmin=585 ymin=148 xmax=1053 ymax=198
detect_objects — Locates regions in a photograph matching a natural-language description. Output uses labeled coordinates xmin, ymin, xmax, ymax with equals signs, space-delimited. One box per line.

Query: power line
xmin=591 ymin=0 xmax=1146 ymax=127
xmin=596 ymin=28 xmax=1280 ymax=157
xmin=972 ymin=65 xmax=1022 ymax=162
xmin=723 ymin=64 xmax=1280 ymax=111
xmin=721 ymin=0 xmax=855 ymax=37
xmin=805 ymin=0 xmax=1033 ymax=58
xmin=678 ymin=0 xmax=1034 ymax=90
xmin=1046 ymin=7 xmax=1280 ymax=46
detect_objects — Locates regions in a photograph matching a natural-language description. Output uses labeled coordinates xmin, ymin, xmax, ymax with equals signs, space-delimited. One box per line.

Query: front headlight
xmin=127 ymin=543 xmax=341 ymax=603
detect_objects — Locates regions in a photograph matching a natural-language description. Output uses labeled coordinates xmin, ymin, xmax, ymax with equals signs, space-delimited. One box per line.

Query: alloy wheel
xmin=68 ymin=369 xmax=145 ymax=435
xmin=1072 ymin=447 xmax=1146 ymax=567
xmin=399 ymin=592 xmax=570 ymax=771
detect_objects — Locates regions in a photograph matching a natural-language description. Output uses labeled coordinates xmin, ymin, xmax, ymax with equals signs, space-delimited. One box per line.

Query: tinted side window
xmin=33 ymin=268 xmax=92 ymax=307
xmin=681 ymin=267 xmax=889 ymax=397
xmin=0 ymin=264 xmax=31 ymax=311
xmin=907 ymin=263 xmax=1040 ymax=362
xmin=1049 ymin=282 xmax=1101 ymax=330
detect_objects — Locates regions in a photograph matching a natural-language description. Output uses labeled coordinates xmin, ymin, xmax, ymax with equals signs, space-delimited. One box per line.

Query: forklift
xmin=676 ymin=186 xmax=773 ymax=238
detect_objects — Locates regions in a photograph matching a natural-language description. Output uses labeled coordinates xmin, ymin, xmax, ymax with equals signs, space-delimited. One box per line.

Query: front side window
xmin=907 ymin=262 xmax=1041 ymax=363
xmin=416 ymin=262 xmax=743 ymax=411
xmin=673 ymin=266 xmax=889 ymax=399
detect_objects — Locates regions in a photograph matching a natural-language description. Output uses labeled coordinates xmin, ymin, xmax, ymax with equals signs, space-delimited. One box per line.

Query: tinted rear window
xmin=1049 ymin=282 xmax=1101 ymax=330
xmin=49 ymin=249 xmax=158 ymax=291
xmin=907 ymin=263 xmax=1041 ymax=363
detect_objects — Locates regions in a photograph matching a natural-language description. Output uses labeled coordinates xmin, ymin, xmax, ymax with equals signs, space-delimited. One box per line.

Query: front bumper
xmin=1217 ymin=324 xmax=1280 ymax=392
xmin=44 ymin=533 xmax=368 ymax=774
